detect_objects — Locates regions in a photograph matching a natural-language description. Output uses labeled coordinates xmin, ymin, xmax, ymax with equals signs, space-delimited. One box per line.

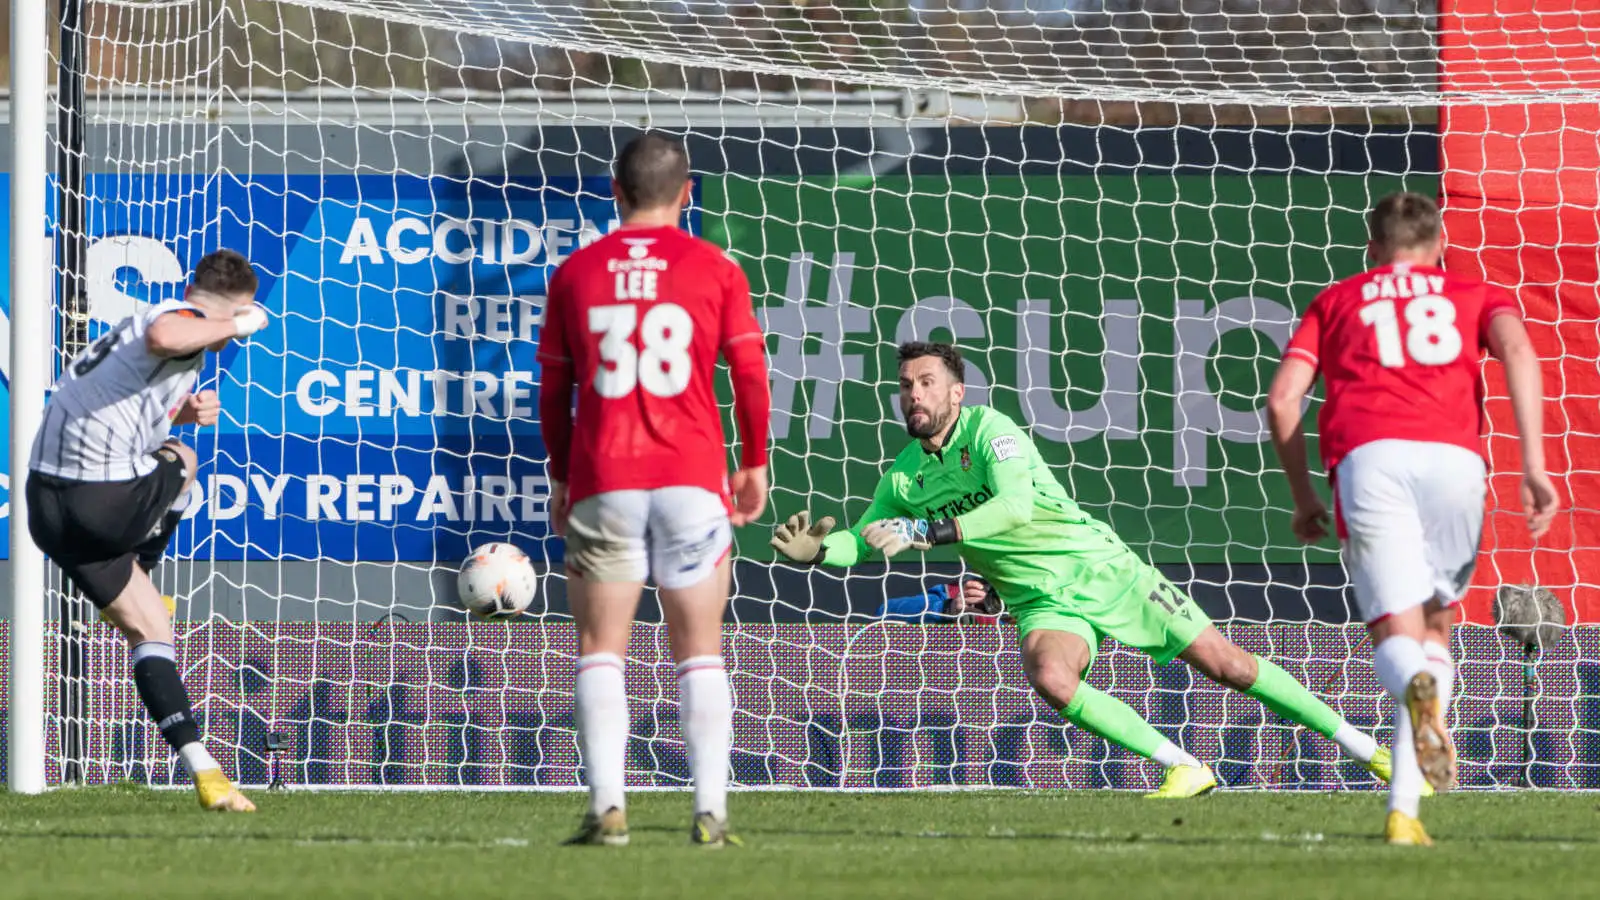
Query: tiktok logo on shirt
xmin=924 ymin=483 xmax=994 ymax=521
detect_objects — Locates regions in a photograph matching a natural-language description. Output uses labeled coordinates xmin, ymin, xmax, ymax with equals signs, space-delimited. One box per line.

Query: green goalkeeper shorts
xmin=1010 ymin=555 xmax=1211 ymax=669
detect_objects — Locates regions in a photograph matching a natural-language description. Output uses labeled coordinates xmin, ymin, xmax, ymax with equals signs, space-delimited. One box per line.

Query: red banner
xmin=1442 ymin=0 xmax=1600 ymax=622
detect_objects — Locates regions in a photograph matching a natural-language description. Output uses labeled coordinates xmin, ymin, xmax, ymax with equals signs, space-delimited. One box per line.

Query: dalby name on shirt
xmin=1362 ymin=272 xmax=1446 ymax=301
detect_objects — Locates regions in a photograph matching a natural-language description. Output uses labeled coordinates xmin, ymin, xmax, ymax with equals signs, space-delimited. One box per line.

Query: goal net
xmin=8 ymin=0 xmax=1598 ymax=791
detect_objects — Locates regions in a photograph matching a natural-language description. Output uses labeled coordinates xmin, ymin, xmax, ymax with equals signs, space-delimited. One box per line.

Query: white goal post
xmin=6 ymin=0 xmax=1598 ymax=793
xmin=8 ymin=0 xmax=51 ymax=795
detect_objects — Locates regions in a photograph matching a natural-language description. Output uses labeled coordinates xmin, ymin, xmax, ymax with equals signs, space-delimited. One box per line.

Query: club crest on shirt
xmin=960 ymin=447 xmax=971 ymax=471
xmin=915 ymin=473 xmax=924 ymax=488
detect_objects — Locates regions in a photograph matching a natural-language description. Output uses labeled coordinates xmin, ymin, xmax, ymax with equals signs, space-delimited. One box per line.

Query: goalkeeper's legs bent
xmin=1022 ymin=629 xmax=1203 ymax=771
xmin=1177 ymin=627 xmax=1380 ymax=765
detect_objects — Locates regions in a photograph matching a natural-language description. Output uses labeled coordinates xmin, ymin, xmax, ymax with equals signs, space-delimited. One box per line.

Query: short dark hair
xmin=897 ymin=341 xmax=965 ymax=382
xmin=191 ymin=249 xmax=258 ymax=297
xmin=1368 ymin=191 xmax=1441 ymax=254
xmin=613 ymin=132 xmax=691 ymax=210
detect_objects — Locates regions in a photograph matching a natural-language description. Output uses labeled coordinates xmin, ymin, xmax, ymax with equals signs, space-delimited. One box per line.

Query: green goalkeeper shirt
xmin=820 ymin=405 xmax=1135 ymax=606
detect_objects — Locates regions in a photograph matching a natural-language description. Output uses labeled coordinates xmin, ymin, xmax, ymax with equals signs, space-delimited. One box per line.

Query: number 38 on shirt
xmin=533 ymin=224 xmax=770 ymax=509
xmin=588 ymin=303 xmax=694 ymax=399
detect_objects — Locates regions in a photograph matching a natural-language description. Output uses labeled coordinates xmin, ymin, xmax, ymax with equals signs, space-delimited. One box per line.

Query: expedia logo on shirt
xmin=924 ymin=484 xmax=993 ymax=521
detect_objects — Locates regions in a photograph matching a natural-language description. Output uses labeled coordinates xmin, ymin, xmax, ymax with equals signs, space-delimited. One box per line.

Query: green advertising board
xmin=703 ymin=173 xmax=1434 ymax=564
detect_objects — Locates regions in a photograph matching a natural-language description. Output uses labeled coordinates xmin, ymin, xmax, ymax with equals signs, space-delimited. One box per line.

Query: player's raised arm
xmin=535 ymin=269 xmax=576 ymax=535
xmin=1267 ymin=298 xmax=1330 ymax=544
xmin=720 ymin=258 xmax=771 ymax=526
xmin=1486 ymin=308 xmax=1559 ymax=538
xmin=145 ymin=297 xmax=268 ymax=359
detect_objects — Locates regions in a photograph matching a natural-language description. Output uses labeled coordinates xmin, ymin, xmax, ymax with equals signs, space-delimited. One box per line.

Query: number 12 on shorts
xmin=588 ymin=303 xmax=694 ymax=399
xmin=1147 ymin=581 xmax=1191 ymax=618
xmin=1358 ymin=295 xmax=1461 ymax=367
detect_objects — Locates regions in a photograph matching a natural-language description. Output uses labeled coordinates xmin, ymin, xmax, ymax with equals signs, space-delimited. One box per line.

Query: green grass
xmin=0 ymin=786 xmax=1594 ymax=899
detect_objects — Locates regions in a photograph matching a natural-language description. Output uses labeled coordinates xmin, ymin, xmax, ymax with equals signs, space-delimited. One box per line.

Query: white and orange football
xmin=456 ymin=542 xmax=537 ymax=618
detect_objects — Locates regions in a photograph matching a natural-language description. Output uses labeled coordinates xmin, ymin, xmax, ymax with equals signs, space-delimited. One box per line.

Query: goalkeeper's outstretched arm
xmin=770 ymin=422 xmax=1038 ymax=565
xmin=859 ymin=450 xmax=1034 ymax=557
xmin=769 ymin=474 xmax=900 ymax=567
xmin=816 ymin=505 xmax=886 ymax=567
xmin=862 ymin=434 xmax=1039 ymax=560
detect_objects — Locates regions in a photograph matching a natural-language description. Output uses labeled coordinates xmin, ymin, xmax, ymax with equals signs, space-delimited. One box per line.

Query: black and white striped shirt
xmin=29 ymin=300 xmax=206 ymax=482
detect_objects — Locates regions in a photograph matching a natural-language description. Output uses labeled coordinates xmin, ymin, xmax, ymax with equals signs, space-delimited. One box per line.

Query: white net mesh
xmin=21 ymin=0 xmax=1600 ymax=789
xmin=284 ymin=0 xmax=1593 ymax=106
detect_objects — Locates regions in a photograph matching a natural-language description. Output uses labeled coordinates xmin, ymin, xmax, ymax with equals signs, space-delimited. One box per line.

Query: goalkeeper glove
xmin=862 ymin=517 xmax=934 ymax=558
xmin=770 ymin=511 xmax=835 ymax=564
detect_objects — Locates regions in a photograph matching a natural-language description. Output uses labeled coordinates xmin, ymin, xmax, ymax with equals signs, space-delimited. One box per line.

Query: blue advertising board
xmin=0 ymin=173 xmax=670 ymax=562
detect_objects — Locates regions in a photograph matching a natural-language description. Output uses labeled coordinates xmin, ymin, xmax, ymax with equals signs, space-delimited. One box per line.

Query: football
xmin=456 ymin=542 xmax=538 ymax=618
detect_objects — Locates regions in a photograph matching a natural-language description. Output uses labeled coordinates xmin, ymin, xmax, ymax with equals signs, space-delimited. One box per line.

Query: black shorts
xmin=27 ymin=447 xmax=189 ymax=609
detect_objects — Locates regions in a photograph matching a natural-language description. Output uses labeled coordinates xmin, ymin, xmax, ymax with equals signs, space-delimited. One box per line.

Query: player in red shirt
xmin=536 ymin=133 xmax=770 ymax=847
xmin=1267 ymin=191 xmax=1558 ymax=846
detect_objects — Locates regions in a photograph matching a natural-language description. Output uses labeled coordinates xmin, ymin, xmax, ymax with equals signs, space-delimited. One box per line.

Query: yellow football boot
xmin=690 ymin=812 xmax=743 ymax=848
xmin=1385 ymin=810 xmax=1433 ymax=846
xmin=195 ymin=769 xmax=256 ymax=812
xmin=1143 ymin=764 xmax=1219 ymax=799
xmin=1364 ymin=746 xmax=1435 ymax=797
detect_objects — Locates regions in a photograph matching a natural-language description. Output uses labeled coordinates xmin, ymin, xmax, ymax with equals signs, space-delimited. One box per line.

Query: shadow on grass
xmin=0 ymin=828 xmax=517 ymax=849
xmin=633 ymin=823 xmax=1600 ymax=848
xmin=3 ymin=821 xmax=1595 ymax=852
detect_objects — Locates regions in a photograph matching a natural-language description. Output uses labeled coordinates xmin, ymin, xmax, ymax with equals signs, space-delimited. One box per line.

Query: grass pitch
xmin=0 ymin=785 xmax=1593 ymax=899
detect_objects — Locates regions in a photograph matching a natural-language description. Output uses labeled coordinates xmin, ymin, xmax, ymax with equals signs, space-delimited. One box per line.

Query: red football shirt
xmin=536 ymin=225 xmax=768 ymax=506
xmin=1284 ymin=262 xmax=1522 ymax=473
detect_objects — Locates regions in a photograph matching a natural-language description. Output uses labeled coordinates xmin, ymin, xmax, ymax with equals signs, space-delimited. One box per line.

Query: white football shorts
xmin=1335 ymin=439 xmax=1487 ymax=623
xmin=564 ymin=486 xmax=731 ymax=589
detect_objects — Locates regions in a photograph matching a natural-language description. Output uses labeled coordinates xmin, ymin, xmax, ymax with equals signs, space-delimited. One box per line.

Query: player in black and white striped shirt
xmin=27 ymin=248 xmax=268 ymax=812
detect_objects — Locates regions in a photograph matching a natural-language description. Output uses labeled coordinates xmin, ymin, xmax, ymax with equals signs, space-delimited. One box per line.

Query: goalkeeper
xmin=771 ymin=341 xmax=1395 ymax=797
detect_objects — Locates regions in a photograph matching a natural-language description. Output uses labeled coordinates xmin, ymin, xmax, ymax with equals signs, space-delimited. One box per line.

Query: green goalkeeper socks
xmin=1244 ymin=655 xmax=1344 ymax=739
xmin=1058 ymin=661 xmax=1352 ymax=767
xmin=1061 ymin=683 xmax=1172 ymax=760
